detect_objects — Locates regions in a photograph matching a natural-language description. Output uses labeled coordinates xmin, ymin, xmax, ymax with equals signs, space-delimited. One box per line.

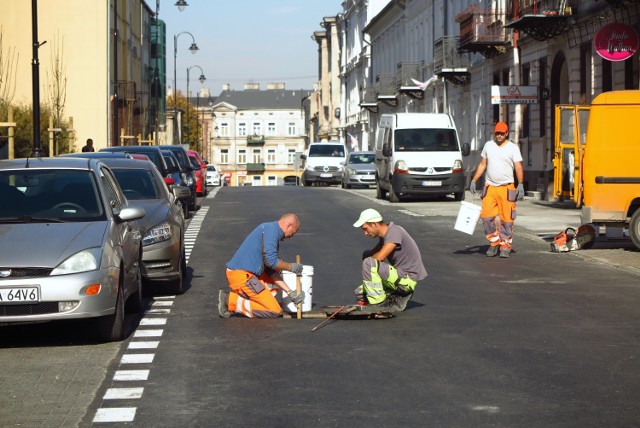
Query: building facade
xmin=210 ymin=84 xmax=311 ymax=187
xmin=318 ymin=0 xmax=639 ymax=200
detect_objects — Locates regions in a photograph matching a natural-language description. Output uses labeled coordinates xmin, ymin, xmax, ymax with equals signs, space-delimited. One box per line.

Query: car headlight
xmin=51 ymin=248 xmax=101 ymax=275
xmin=347 ymin=168 xmax=356 ymax=175
xmin=186 ymin=176 xmax=195 ymax=186
xmin=143 ymin=221 xmax=172 ymax=246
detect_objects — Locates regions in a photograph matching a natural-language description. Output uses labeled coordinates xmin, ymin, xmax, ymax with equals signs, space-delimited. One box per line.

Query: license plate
xmin=422 ymin=180 xmax=442 ymax=187
xmin=320 ymin=173 xmax=332 ymax=178
xmin=0 ymin=287 xmax=40 ymax=304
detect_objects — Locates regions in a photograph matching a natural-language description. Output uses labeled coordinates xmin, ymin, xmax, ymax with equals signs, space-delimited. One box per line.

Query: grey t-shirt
xmin=381 ymin=222 xmax=428 ymax=281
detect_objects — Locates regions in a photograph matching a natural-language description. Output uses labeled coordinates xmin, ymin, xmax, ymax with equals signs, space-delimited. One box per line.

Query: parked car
xmin=100 ymin=158 xmax=189 ymax=294
xmin=60 ymin=152 xmax=134 ymax=160
xmin=341 ymin=151 xmax=376 ymax=189
xmin=187 ymin=150 xmax=208 ymax=196
xmin=158 ymin=145 xmax=197 ymax=210
xmin=206 ymin=164 xmax=221 ymax=187
xmin=0 ymin=157 xmax=145 ymax=342
xmin=161 ymin=150 xmax=191 ymax=218
xmin=99 ymin=146 xmax=179 ymax=188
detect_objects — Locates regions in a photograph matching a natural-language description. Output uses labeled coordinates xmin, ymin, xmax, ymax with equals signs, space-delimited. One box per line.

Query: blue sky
xmin=160 ymin=0 xmax=344 ymax=96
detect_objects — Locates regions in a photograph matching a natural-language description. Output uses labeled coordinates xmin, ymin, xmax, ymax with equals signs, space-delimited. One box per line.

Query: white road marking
xmin=152 ymin=300 xmax=173 ymax=306
xmin=120 ymin=354 xmax=155 ymax=364
xmin=104 ymin=387 xmax=144 ymax=400
xmin=113 ymin=370 xmax=150 ymax=381
xmin=146 ymin=308 xmax=171 ymax=314
xmin=139 ymin=318 xmax=167 ymax=326
xmin=128 ymin=341 xmax=159 ymax=349
xmin=93 ymin=408 xmax=136 ymax=423
xmin=133 ymin=329 xmax=163 ymax=337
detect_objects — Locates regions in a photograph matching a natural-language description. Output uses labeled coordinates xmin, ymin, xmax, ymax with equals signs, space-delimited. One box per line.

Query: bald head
xmin=278 ymin=213 xmax=300 ymax=239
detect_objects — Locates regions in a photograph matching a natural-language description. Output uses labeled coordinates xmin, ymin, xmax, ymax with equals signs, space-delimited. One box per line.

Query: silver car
xmin=341 ymin=151 xmax=376 ymax=189
xmin=0 ymin=157 xmax=145 ymax=342
xmin=101 ymin=158 xmax=189 ymax=294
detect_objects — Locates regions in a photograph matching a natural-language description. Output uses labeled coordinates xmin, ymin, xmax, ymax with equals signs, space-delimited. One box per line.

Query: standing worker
xmin=353 ymin=208 xmax=427 ymax=311
xmin=469 ymin=121 xmax=525 ymax=258
xmin=82 ymin=138 xmax=95 ymax=152
xmin=219 ymin=213 xmax=305 ymax=318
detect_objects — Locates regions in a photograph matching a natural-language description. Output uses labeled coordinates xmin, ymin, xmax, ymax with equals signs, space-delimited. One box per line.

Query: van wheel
xmin=454 ymin=191 xmax=464 ymax=201
xmin=376 ymin=181 xmax=387 ymax=200
xmin=630 ymin=210 xmax=640 ymax=250
xmin=389 ymin=185 xmax=401 ymax=203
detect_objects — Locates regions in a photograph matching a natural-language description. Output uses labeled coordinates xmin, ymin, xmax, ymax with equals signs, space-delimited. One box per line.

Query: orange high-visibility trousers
xmin=480 ymin=184 xmax=516 ymax=250
xmin=225 ymin=269 xmax=281 ymax=318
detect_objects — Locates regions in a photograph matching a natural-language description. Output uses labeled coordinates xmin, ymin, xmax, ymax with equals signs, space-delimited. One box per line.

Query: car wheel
xmin=376 ymin=180 xmax=387 ymax=200
xmin=630 ymin=210 xmax=640 ymax=250
xmin=97 ymin=274 xmax=126 ymax=342
xmin=304 ymin=180 xmax=312 ymax=187
xmin=389 ymin=185 xmax=401 ymax=203
xmin=170 ymin=245 xmax=186 ymax=295
xmin=182 ymin=202 xmax=190 ymax=219
xmin=341 ymin=180 xmax=345 ymax=189
xmin=125 ymin=255 xmax=144 ymax=313
xmin=345 ymin=182 xmax=352 ymax=189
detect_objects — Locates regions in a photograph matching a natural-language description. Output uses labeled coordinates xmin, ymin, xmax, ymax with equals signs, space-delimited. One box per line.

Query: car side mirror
xmin=382 ymin=144 xmax=391 ymax=157
xmin=461 ymin=143 xmax=471 ymax=157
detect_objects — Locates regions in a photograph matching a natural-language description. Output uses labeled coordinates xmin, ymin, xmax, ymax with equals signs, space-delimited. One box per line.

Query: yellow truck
xmin=554 ymin=90 xmax=640 ymax=249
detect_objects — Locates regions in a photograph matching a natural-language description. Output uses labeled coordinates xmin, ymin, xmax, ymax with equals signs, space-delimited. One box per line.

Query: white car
xmin=206 ymin=164 xmax=221 ymax=186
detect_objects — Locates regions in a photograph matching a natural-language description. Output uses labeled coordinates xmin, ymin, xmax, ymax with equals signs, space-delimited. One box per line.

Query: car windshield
xmin=111 ymin=168 xmax=160 ymax=200
xmin=349 ymin=154 xmax=375 ymax=164
xmin=189 ymin=156 xmax=199 ymax=169
xmin=0 ymin=169 xmax=106 ymax=222
xmin=207 ymin=165 xmax=217 ymax=172
xmin=394 ymin=129 xmax=459 ymax=152
xmin=166 ymin=148 xmax=190 ymax=169
xmin=308 ymin=145 xmax=345 ymax=157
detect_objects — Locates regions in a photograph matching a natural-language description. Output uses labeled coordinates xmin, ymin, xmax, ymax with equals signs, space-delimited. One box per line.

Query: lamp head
xmin=189 ymin=43 xmax=198 ymax=54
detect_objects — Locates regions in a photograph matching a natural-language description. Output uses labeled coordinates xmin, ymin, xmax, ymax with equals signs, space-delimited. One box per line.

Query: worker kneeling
xmin=219 ymin=213 xmax=305 ymax=318
xmin=353 ymin=209 xmax=427 ymax=312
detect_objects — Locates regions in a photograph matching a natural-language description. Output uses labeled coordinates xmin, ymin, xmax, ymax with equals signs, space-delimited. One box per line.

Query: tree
xmin=167 ymin=90 xmax=200 ymax=150
xmin=45 ymin=31 xmax=69 ymax=152
xmin=0 ymin=26 xmax=18 ymax=106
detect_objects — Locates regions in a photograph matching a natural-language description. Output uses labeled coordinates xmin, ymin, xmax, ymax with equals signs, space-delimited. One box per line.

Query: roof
xmin=213 ymin=89 xmax=313 ymax=110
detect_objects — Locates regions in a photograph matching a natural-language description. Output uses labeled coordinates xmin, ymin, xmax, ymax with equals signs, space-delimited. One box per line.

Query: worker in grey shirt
xmin=353 ymin=208 xmax=428 ymax=311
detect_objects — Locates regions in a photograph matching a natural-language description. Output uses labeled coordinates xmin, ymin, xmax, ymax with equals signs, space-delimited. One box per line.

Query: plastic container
xmin=281 ymin=265 xmax=313 ymax=312
xmin=454 ymin=201 xmax=482 ymax=235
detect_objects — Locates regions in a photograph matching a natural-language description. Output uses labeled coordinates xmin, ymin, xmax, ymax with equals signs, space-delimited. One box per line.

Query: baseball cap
xmin=495 ymin=121 xmax=509 ymax=134
xmin=353 ymin=208 xmax=383 ymax=227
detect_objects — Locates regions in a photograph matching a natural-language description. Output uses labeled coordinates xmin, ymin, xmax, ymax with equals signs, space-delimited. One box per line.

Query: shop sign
xmin=594 ymin=23 xmax=639 ymax=62
xmin=491 ymin=86 xmax=539 ymax=104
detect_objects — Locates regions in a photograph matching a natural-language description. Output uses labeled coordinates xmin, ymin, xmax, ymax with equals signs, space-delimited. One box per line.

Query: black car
xmin=158 ymin=145 xmax=197 ymax=210
xmin=99 ymin=146 xmax=178 ymax=182
xmin=161 ymin=149 xmax=191 ymax=218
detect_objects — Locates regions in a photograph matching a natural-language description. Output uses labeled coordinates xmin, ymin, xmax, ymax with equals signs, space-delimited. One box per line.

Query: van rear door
xmin=553 ymin=105 xmax=590 ymax=205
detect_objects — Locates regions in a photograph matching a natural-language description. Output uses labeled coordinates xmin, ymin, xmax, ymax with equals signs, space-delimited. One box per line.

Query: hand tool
xmin=311 ymin=305 xmax=357 ymax=332
xmin=296 ymin=254 xmax=302 ymax=319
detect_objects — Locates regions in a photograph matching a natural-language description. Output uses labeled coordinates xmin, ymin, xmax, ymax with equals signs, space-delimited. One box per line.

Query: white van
xmin=301 ymin=142 xmax=347 ymax=186
xmin=375 ymin=113 xmax=470 ymax=202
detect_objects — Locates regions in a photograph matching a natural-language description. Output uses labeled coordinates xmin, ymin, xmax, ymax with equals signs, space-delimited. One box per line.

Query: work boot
xmin=218 ymin=289 xmax=231 ymax=318
xmin=486 ymin=245 xmax=499 ymax=257
xmin=390 ymin=292 xmax=413 ymax=312
xmin=499 ymin=248 xmax=511 ymax=258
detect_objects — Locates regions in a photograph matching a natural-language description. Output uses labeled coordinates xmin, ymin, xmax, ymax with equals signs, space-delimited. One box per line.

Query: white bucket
xmin=281 ymin=265 xmax=313 ymax=312
xmin=454 ymin=201 xmax=482 ymax=235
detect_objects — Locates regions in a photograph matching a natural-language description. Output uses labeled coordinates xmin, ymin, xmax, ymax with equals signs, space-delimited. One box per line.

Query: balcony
xmin=246 ymin=163 xmax=265 ymax=172
xmin=456 ymin=6 xmax=509 ymax=58
xmin=396 ymin=62 xmax=424 ymax=100
xmin=359 ymin=84 xmax=379 ymax=113
xmin=504 ymin=0 xmax=574 ymax=41
xmin=247 ymin=134 xmax=265 ymax=146
xmin=376 ymin=74 xmax=398 ymax=107
xmin=434 ymin=37 xmax=470 ymax=85
xmin=116 ymin=80 xmax=137 ymax=103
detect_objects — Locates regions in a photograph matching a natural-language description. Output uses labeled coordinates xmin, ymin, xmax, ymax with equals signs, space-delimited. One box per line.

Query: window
xmin=220 ymin=149 xmax=228 ymax=164
xmin=238 ymin=122 xmax=247 ymax=137
xmin=267 ymin=149 xmax=276 ymax=164
xmin=267 ymin=176 xmax=277 ymax=186
xmin=287 ymin=149 xmax=296 ymax=164
xmin=252 ymin=148 xmax=261 ymax=163
xmin=252 ymin=122 xmax=262 ymax=135
xmin=287 ymin=122 xmax=296 ymax=136
xmin=267 ymin=122 xmax=276 ymax=136
xmin=237 ymin=149 xmax=247 ymax=164
xmin=219 ymin=122 xmax=229 ymax=137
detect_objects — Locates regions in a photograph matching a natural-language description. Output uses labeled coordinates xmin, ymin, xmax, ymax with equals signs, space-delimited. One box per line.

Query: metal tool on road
xmin=311 ymin=305 xmax=357 ymax=332
xmin=296 ymin=254 xmax=302 ymax=319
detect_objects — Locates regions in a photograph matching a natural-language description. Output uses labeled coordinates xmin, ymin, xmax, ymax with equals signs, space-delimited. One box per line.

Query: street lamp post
xmin=185 ymin=65 xmax=205 ymax=148
xmin=173 ymin=31 xmax=198 ymax=122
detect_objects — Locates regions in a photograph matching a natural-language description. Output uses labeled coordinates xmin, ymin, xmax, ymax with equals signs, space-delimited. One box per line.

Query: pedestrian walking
xmin=218 ymin=213 xmax=305 ymax=318
xmin=353 ymin=208 xmax=427 ymax=311
xmin=81 ymin=138 xmax=95 ymax=152
xmin=469 ymin=121 xmax=525 ymax=258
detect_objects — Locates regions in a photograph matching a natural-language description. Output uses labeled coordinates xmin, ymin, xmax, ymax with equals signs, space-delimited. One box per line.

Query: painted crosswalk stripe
xmin=128 ymin=341 xmax=159 ymax=350
xmin=113 ymin=370 xmax=150 ymax=381
xmin=152 ymin=300 xmax=174 ymax=306
xmin=133 ymin=329 xmax=163 ymax=338
xmin=121 ymin=354 xmax=155 ymax=364
xmin=104 ymin=387 xmax=144 ymax=400
xmin=140 ymin=318 xmax=167 ymax=326
xmin=93 ymin=407 xmax=136 ymax=423
xmin=146 ymin=308 xmax=171 ymax=314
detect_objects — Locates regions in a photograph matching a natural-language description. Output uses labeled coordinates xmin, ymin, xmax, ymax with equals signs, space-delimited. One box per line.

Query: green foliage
xmin=167 ymin=91 xmax=201 ymax=150
xmin=0 ymin=102 xmax=74 ymax=158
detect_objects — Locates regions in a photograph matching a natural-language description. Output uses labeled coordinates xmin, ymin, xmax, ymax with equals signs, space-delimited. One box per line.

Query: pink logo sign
xmin=594 ymin=23 xmax=639 ymax=62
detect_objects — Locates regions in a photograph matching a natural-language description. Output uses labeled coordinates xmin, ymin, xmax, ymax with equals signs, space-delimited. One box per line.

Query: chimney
xmin=222 ymin=83 xmax=231 ymax=91
xmin=244 ymin=83 xmax=260 ymax=90
xmin=267 ymin=82 xmax=285 ymax=90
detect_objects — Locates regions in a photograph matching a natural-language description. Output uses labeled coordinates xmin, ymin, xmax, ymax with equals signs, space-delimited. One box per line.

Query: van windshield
xmin=394 ymin=129 xmax=458 ymax=152
xmin=308 ymin=145 xmax=345 ymax=157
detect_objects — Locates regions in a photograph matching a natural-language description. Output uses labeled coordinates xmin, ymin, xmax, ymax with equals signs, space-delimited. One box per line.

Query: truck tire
xmin=389 ymin=185 xmax=401 ymax=203
xmin=454 ymin=191 xmax=465 ymax=201
xmin=630 ymin=210 xmax=640 ymax=250
xmin=376 ymin=181 xmax=387 ymax=200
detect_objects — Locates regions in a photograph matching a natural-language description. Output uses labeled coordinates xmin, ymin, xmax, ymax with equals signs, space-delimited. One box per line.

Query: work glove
xmin=287 ymin=289 xmax=305 ymax=305
xmin=515 ymin=183 xmax=525 ymax=200
xmin=469 ymin=181 xmax=477 ymax=195
xmin=290 ymin=262 xmax=304 ymax=275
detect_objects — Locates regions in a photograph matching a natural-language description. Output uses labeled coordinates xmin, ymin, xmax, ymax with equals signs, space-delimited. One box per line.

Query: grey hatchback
xmin=341 ymin=151 xmax=376 ymax=189
xmin=0 ymin=157 xmax=145 ymax=342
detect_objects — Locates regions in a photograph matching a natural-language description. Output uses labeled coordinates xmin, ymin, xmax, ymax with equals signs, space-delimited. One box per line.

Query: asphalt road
xmin=1 ymin=186 xmax=639 ymax=427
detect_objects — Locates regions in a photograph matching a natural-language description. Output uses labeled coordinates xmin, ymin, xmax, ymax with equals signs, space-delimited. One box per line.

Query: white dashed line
xmin=128 ymin=341 xmax=159 ymax=350
xmin=133 ymin=329 xmax=164 ymax=338
xmin=139 ymin=318 xmax=167 ymax=326
xmin=104 ymin=387 xmax=144 ymax=400
xmin=93 ymin=408 xmax=136 ymax=423
xmin=113 ymin=370 xmax=150 ymax=381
